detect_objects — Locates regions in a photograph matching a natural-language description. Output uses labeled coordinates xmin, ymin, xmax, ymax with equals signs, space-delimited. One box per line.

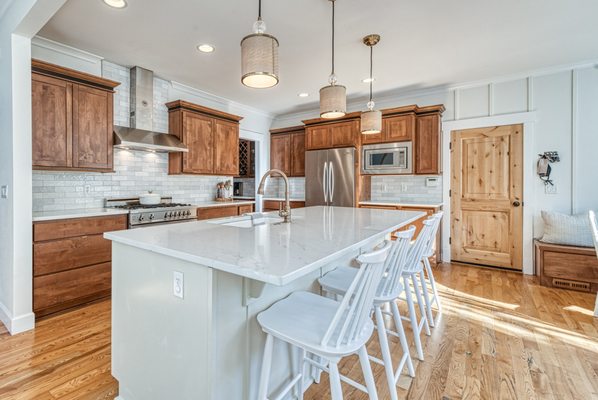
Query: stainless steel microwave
xmin=361 ymin=142 xmax=413 ymax=174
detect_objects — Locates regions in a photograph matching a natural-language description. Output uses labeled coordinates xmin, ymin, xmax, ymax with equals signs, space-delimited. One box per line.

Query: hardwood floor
xmin=0 ymin=263 xmax=597 ymax=399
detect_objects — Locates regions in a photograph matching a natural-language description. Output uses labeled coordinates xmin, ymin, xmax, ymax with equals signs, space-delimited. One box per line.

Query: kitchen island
xmin=104 ymin=206 xmax=423 ymax=400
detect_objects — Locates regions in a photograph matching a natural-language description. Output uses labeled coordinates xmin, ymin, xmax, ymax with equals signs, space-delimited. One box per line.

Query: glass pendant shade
xmin=241 ymin=33 xmax=279 ymax=88
xmin=320 ymin=84 xmax=347 ymax=119
xmin=361 ymin=109 xmax=382 ymax=134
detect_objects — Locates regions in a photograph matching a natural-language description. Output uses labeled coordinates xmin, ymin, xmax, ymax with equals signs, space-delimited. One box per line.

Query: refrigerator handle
xmin=329 ymin=162 xmax=334 ymax=203
xmin=322 ymin=162 xmax=328 ymax=203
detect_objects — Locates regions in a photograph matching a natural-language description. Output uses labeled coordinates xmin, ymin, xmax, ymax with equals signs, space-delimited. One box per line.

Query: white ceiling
xmin=39 ymin=0 xmax=598 ymax=115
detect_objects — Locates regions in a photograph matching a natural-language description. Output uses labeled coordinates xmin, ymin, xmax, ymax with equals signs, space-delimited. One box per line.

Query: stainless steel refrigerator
xmin=305 ymin=147 xmax=356 ymax=207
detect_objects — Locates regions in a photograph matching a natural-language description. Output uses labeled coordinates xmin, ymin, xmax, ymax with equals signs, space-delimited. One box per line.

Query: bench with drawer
xmin=535 ymin=240 xmax=598 ymax=292
xmin=33 ymin=214 xmax=127 ymax=317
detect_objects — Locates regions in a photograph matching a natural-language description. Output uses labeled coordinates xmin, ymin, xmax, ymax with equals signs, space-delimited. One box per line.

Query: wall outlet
xmin=400 ymin=183 xmax=407 ymax=192
xmin=545 ymin=184 xmax=557 ymax=194
xmin=426 ymin=177 xmax=439 ymax=187
xmin=1 ymin=185 xmax=7 ymax=199
xmin=84 ymin=185 xmax=91 ymax=195
xmin=380 ymin=184 xmax=387 ymax=192
xmin=173 ymin=271 xmax=184 ymax=299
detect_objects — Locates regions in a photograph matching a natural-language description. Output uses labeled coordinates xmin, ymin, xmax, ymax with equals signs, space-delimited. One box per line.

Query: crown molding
xmin=170 ymin=81 xmax=274 ymax=120
xmin=32 ymin=36 xmax=104 ymax=64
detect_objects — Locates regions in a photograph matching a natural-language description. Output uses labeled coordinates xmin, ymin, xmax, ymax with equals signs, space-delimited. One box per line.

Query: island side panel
xmin=112 ymin=242 xmax=214 ymax=400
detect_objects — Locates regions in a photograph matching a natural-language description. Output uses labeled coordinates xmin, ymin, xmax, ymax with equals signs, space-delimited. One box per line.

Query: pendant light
xmin=241 ymin=0 xmax=279 ymax=88
xmin=361 ymin=34 xmax=382 ymax=134
xmin=319 ymin=0 xmax=346 ymax=119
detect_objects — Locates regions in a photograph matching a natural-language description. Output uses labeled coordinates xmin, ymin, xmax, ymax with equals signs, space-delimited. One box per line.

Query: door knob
xmin=512 ymin=201 xmax=521 ymax=207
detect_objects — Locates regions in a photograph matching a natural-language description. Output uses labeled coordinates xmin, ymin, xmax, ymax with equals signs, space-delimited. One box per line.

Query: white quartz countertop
xmin=359 ymin=200 xmax=444 ymax=208
xmin=33 ymin=208 xmax=129 ymax=222
xmin=262 ymin=197 xmax=306 ymax=202
xmin=104 ymin=206 xmax=424 ymax=286
xmin=194 ymin=200 xmax=255 ymax=208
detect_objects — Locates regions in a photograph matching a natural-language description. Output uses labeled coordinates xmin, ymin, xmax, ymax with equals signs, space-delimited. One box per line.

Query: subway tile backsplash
xmin=33 ymin=150 xmax=230 ymax=211
xmin=263 ymin=177 xmax=306 ymax=199
xmin=370 ymin=175 xmax=443 ymax=203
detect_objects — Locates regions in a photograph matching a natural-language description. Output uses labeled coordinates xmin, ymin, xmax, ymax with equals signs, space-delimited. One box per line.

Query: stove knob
xmin=138 ymin=215 xmax=145 ymax=222
xmin=168 ymin=212 xmax=173 ymax=218
xmin=186 ymin=210 xmax=192 ymax=216
xmin=149 ymin=213 xmax=155 ymax=220
xmin=177 ymin=211 xmax=182 ymax=217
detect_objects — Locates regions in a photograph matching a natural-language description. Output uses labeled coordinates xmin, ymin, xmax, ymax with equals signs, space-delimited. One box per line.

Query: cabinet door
xmin=306 ymin=126 xmax=331 ymax=150
xmin=290 ymin=132 xmax=305 ymax=177
xmin=416 ymin=114 xmax=441 ymax=174
xmin=270 ymin=134 xmax=291 ymax=175
xmin=72 ymin=85 xmax=113 ymax=170
xmin=384 ymin=114 xmax=415 ymax=142
xmin=213 ymin=119 xmax=239 ymax=175
xmin=32 ymin=73 xmax=73 ymax=168
xmin=331 ymin=120 xmax=359 ymax=148
xmin=360 ymin=130 xmax=384 ymax=145
xmin=182 ymin=112 xmax=214 ymax=174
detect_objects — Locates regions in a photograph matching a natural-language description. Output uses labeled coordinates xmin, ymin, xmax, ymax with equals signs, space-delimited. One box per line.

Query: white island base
xmin=106 ymin=206 xmax=423 ymax=400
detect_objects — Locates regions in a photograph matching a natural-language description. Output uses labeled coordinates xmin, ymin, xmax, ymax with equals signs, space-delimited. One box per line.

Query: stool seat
xmin=258 ymin=291 xmax=374 ymax=358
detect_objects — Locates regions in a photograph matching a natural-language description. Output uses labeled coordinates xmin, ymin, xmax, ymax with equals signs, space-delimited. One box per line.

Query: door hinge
xmin=449 ymin=142 xmax=452 ymax=150
xmin=449 ymin=237 xmax=452 ymax=245
xmin=449 ymin=189 xmax=451 ymax=197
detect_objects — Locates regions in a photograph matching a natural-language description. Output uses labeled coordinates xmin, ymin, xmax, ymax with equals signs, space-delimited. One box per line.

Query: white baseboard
xmin=0 ymin=302 xmax=35 ymax=335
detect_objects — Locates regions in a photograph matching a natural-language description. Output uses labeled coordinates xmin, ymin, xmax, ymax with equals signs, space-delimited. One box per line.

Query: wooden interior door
xmin=213 ymin=119 xmax=239 ymax=175
xmin=72 ymin=85 xmax=113 ymax=170
xmin=451 ymin=124 xmax=523 ymax=270
xmin=32 ymin=73 xmax=73 ymax=168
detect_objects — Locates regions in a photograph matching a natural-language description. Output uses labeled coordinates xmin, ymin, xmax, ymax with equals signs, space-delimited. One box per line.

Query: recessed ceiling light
xmin=197 ymin=44 xmax=215 ymax=53
xmin=298 ymin=92 xmax=309 ymax=98
xmin=103 ymin=0 xmax=127 ymax=9
xmin=362 ymin=77 xmax=375 ymax=83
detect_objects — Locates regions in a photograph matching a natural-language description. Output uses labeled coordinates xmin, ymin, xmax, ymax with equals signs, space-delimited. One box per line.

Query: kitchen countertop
xmin=105 ymin=206 xmax=424 ymax=286
xmin=262 ymin=197 xmax=306 ymax=202
xmin=194 ymin=200 xmax=255 ymax=208
xmin=232 ymin=196 xmax=256 ymax=200
xmin=359 ymin=200 xmax=444 ymax=208
xmin=33 ymin=208 xmax=130 ymax=222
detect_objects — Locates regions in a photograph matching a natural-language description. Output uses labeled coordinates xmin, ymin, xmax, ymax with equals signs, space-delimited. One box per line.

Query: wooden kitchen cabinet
xmin=263 ymin=200 xmax=305 ymax=212
xmin=196 ymin=203 xmax=255 ymax=220
xmin=32 ymin=59 xmax=119 ymax=172
xmin=33 ymin=214 xmax=127 ymax=317
xmin=269 ymin=126 xmax=305 ymax=177
xmin=303 ymin=113 xmax=361 ymax=151
xmin=415 ymin=108 xmax=443 ymax=174
xmin=361 ymin=107 xmax=416 ymax=145
xmin=167 ymin=100 xmax=242 ymax=176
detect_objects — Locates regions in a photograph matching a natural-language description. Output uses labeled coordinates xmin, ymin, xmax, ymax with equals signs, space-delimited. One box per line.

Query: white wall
xmin=0 ymin=0 xmax=66 ymax=334
xmin=274 ymin=62 xmax=598 ymax=241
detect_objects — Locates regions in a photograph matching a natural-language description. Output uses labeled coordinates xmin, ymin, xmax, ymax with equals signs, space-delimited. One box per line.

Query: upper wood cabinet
xmin=167 ymin=100 xmax=242 ymax=176
xmin=303 ymin=114 xmax=360 ymax=151
xmin=415 ymin=106 xmax=444 ymax=174
xmin=31 ymin=59 xmax=119 ymax=172
xmin=269 ymin=126 xmax=305 ymax=177
xmin=361 ymin=108 xmax=416 ymax=145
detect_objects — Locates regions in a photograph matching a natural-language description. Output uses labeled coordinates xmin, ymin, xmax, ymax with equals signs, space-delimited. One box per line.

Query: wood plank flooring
xmin=0 ymin=263 xmax=597 ymax=399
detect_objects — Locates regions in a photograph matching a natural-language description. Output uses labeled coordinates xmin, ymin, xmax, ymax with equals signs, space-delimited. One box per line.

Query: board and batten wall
xmin=273 ymin=62 xmax=598 ymax=271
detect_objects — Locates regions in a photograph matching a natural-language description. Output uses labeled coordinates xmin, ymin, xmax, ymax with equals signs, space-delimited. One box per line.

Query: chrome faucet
xmin=257 ymin=169 xmax=291 ymax=223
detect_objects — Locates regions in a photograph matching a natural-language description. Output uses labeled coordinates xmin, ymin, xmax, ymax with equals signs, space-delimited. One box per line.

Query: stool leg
xmin=424 ymin=256 xmax=442 ymax=314
xmin=374 ymin=306 xmax=398 ymax=400
xmin=258 ymin=333 xmax=274 ymax=400
xmin=419 ymin=270 xmax=435 ymax=328
xmin=390 ymin=300 xmax=415 ymax=377
xmin=404 ymin=275 xmax=424 ymax=361
xmin=298 ymin=347 xmax=306 ymax=400
xmin=412 ymin=273 xmax=431 ymax=336
xmin=329 ymin=361 xmax=344 ymax=400
xmin=358 ymin=345 xmax=378 ymax=400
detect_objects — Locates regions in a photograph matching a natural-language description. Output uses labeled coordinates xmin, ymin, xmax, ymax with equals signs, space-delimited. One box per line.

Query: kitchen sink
xmin=206 ymin=213 xmax=284 ymax=228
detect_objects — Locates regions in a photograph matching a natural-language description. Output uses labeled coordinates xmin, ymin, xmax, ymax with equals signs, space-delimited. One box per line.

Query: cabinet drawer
xmin=34 ymin=215 xmax=127 ymax=242
xmin=238 ymin=204 xmax=254 ymax=215
xmin=34 ymin=234 xmax=111 ymax=277
xmin=33 ymin=262 xmax=111 ymax=316
xmin=263 ymin=201 xmax=305 ymax=211
xmin=543 ymin=251 xmax=598 ymax=282
xmin=197 ymin=206 xmax=239 ymax=220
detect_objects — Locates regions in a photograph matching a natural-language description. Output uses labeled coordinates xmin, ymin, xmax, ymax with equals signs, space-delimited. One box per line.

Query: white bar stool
xmin=319 ymin=227 xmax=416 ymax=400
xmin=399 ymin=218 xmax=436 ymax=360
xmin=256 ymin=241 xmax=393 ymax=400
xmin=589 ymin=210 xmax=598 ymax=317
xmin=419 ymin=211 xmax=444 ymax=328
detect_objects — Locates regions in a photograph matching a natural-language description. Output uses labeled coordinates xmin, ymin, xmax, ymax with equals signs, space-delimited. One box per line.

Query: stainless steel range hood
xmin=113 ymin=66 xmax=187 ymax=153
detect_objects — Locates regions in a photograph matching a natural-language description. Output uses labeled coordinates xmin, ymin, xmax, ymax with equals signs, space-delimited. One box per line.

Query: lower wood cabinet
xmin=359 ymin=204 xmax=442 ymax=263
xmin=33 ymin=214 xmax=127 ymax=317
xmin=196 ymin=204 xmax=255 ymax=220
xmin=263 ymin=200 xmax=305 ymax=212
